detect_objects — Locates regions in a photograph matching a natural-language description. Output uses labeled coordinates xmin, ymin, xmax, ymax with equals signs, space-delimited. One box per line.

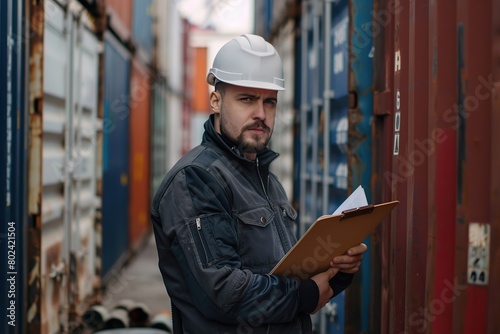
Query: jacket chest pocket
xmin=236 ymin=206 xmax=279 ymax=269
xmin=237 ymin=206 xmax=275 ymax=229
xmin=279 ymin=202 xmax=298 ymax=225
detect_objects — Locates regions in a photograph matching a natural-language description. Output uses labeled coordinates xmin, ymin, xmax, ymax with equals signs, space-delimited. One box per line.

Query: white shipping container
xmin=42 ymin=1 xmax=101 ymax=332
xmin=153 ymin=0 xmax=185 ymax=169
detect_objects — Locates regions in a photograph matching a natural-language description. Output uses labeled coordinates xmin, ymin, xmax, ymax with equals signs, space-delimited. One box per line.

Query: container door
xmin=101 ymin=32 xmax=131 ymax=277
xmin=42 ymin=0 xmax=101 ymax=331
xmin=298 ymin=0 xmax=374 ymax=332
xmin=70 ymin=12 xmax=101 ymax=305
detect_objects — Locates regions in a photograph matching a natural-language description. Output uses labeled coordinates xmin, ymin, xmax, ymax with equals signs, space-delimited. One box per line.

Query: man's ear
xmin=210 ymin=91 xmax=221 ymax=114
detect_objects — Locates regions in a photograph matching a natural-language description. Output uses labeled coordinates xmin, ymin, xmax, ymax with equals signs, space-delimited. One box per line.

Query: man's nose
xmin=253 ymin=101 xmax=266 ymax=120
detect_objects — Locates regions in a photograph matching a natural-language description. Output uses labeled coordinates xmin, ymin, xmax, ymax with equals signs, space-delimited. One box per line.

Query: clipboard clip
xmin=340 ymin=204 xmax=375 ymax=221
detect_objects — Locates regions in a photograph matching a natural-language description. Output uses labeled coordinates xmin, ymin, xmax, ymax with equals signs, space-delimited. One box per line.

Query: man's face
xmin=211 ymin=84 xmax=278 ymax=160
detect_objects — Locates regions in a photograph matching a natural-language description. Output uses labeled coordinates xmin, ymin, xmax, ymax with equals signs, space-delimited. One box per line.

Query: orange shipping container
xmin=191 ymin=46 xmax=210 ymax=113
xmin=129 ymin=59 xmax=151 ymax=250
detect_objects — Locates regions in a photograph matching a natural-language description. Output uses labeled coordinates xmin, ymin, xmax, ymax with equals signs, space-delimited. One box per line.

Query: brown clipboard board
xmin=270 ymin=200 xmax=399 ymax=280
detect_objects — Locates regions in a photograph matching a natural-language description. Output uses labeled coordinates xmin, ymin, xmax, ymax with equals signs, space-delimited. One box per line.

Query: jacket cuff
xmin=329 ymin=272 xmax=354 ymax=297
xmin=298 ymin=279 xmax=319 ymax=314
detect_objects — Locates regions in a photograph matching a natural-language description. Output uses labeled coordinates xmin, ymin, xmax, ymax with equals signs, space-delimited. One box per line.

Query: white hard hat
xmin=207 ymin=34 xmax=285 ymax=91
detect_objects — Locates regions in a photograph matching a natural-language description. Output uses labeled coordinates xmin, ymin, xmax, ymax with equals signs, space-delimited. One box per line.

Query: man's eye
xmin=265 ymin=100 xmax=277 ymax=106
xmin=240 ymin=97 xmax=252 ymax=102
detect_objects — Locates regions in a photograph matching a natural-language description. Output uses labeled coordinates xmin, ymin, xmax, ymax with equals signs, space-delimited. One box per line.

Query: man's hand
xmin=309 ymin=267 xmax=339 ymax=314
xmin=330 ymin=243 xmax=367 ymax=274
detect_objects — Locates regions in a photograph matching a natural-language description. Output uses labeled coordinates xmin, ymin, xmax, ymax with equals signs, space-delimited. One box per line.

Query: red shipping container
xmin=372 ymin=0 xmax=499 ymax=332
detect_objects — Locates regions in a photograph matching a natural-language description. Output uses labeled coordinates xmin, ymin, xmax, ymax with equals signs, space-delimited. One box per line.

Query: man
xmin=151 ymin=34 xmax=367 ymax=333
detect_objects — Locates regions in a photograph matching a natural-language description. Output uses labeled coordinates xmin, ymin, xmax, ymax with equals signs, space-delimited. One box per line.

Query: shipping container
xmin=189 ymin=44 xmax=210 ymax=147
xmin=149 ymin=0 xmax=169 ymax=194
xmin=254 ymin=0 xmax=299 ymax=200
xmin=295 ymin=0 xmax=375 ymax=332
xmin=132 ymin=0 xmax=154 ymax=64
xmin=101 ymin=31 xmax=131 ymax=279
xmin=128 ymin=59 xmax=152 ymax=250
xmin=0 ymin=0 xmax=28 ymax=332
xmin=269 ymin=20 xmax=297 ymax=205
xmin=41 ymin=1 xmax=102 ymax=332
xmin=257 ymin=1 xmax=301 ymax=201
xmin=370 ymin=0 xmax=500 ymax=333
xmin=26 ymin=0 xmax=45 ymax=331
xmin=255 ymin=0 xmax=494 ymax=333
xmin=104 ymin=0 xmax=132 ymax=42
xmin=150 ymin=77 xmax=169 ymax=197
xmin=153 ymin=0 xmax=187 ymax=168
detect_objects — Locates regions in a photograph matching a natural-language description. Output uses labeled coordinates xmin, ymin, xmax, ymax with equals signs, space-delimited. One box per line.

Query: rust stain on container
xmin=41 ymin=242 xmax=63 ymax=333
xmin=27 ymin=1 xmax=44 ymax=333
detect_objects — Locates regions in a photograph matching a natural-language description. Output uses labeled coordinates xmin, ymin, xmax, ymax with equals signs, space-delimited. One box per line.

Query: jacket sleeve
xmin=158 ymin=165 xmax=308 ymax=325
xmin=330 ymin=272 xmax=354 ymax=297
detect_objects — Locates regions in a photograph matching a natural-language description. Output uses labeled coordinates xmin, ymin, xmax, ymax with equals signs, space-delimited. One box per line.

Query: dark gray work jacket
xmin=151 ymin=116 xmax=350 ymax=333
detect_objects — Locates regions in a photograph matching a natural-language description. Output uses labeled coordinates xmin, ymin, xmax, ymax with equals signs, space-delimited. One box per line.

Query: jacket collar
xmin=201 ymin=114 xmax=279 ymax=167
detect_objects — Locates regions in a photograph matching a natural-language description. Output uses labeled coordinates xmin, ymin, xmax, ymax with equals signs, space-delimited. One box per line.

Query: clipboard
xmin=270 ymin=200 xmax=399 ymax=279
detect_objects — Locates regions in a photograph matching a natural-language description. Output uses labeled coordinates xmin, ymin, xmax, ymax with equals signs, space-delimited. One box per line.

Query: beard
xmin=220 ymin=118 xmax=272 ymax=154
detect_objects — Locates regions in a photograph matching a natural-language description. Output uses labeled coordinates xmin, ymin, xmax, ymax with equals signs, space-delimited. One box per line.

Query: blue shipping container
xmin=0 ymin=0 xmax=27 ymax=332
xmin=347 ymin=0 xmax=374 ymax=332
xmin=297 ymin=0 xmax=374 ymax=332
xmin=102 ymin=33 xmax=131 ymax=278
xmin=132 ymin=0 xmax=154 ymax=62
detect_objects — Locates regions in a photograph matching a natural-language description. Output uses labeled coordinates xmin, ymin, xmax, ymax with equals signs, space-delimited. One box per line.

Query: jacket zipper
xmin=195 ymin=217 xmax=210 ymax=264
xmin=256 ymin=159 xmax=290 ymax=253
xmin=256 ymin=158 xmax=271 ymax=203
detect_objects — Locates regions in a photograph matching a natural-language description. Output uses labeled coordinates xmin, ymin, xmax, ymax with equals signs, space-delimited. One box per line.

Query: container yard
xmin=1 ymin=0 xmax=499 ymax=333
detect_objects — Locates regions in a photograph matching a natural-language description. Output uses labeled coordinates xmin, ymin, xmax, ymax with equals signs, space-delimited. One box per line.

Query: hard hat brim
xmin=207 ymin=73 xmax=285 ymax=91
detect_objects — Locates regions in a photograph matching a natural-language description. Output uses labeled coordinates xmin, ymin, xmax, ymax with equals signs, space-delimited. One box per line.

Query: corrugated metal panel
xmin=132 ymin=0 xmax=154 ymax=64
xmin=298 ymin=1 xmax=351 ymax=332
xmin=0 ymin=0 xmax=28 ymax=332
xmin=181 ymin=19 xmax=192 ymax=155
xmin=388 ymin=0 xmax=409 ymax=332
xmin=101 ymin=32 xmax=131 ymax=278
xmin=372 ymin=0 xmax=499 ymax=332
xmin=429 ymin=1 xmax=457 ymax=333
xmin=129 ymin=59 xmax=151 ymax=250
xmin=456 ymin=1 xmax=492 ymax=332
xmin=151 ymin=78 xmax=168 ymax=197
xmin=371 ymin=0 xmax=396 ymax=332
xmin=299 ymin=0 xmax=327 ymax=244
xmin=344 ymin=0 xmax=374 ymax=332
xmin=490 ymin=2 xmax=500 ymax=332
xmin=41 ymin=1 xmax=102 ymax=331
xmin=269 ymin=20 xmax=296 ymax=200
xmin=156 ymin=0 xmax=185 ymax=169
